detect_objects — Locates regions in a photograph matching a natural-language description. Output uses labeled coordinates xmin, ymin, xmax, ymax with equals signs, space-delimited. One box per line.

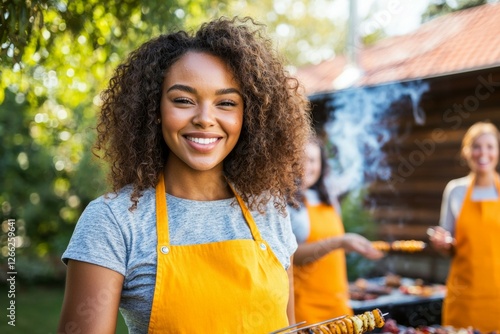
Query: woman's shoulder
xmin=75 ymin=185 xmax=157 ymax=242
xmin=88 ymin=185 xmax=156 ymax=213
xmin=446 ymin=176 xmax=470 ymax=186
xmin=444 ymin=176 xmax=470 ymax=196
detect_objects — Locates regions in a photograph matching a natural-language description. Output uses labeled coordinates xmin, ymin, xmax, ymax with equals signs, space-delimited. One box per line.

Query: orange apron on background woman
xmin=293 ymin=201 xmax=353 ymax=325
xmin=148 ymin=173 xmax=289 ymax=333
xmin=443 ymin=175 xmax=500 ymax=332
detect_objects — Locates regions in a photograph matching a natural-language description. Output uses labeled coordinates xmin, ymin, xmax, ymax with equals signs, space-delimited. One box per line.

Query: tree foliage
xmin=421 ymin=0 xmax=487 ymax=22
xmin=1 ymin=0 xmax=235 ymax=67
xmin=1 ymin=0 xmax=49 ymax=65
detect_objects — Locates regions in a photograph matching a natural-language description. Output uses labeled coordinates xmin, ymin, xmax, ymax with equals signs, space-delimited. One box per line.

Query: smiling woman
xmin=429 ymin=121 xmax=500 ymax=332
xmin=58 ymin=17 xmax=312 ymax=334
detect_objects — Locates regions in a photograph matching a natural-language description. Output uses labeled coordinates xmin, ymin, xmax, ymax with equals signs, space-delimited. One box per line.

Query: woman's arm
xmin=429 ymin=181 xmax=460 ymax=256
xmin=293 ymin=233 xmax=383 ymax=266
xmin=293 ymin=235 xmax=343 ymax=265
xmin=58 ymin=260 xmax=124 ymax=334
xmin=286 ymin=258 xmax=295 ymax=325
xmin=439 ymin=180 xmax=459 ymax=236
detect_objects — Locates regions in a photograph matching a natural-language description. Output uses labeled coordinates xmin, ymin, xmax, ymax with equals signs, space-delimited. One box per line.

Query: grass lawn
xmin=0 ymin=283 xmax=128 ymax=334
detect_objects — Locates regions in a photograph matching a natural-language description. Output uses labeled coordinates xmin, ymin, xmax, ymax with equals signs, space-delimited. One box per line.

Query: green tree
xmin=1 ymin=0 xmax=49 ymax=66
xmin=1 ymin=0 xmax=232 ymax=67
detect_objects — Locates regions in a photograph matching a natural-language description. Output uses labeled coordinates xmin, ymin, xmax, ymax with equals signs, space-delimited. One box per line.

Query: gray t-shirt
xmin=62 ymin=185 xmax=297 ymax=334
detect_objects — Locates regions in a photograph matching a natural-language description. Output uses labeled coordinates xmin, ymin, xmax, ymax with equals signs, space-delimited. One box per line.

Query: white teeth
xmin=186 ymin=136 xmax=218 ymax=145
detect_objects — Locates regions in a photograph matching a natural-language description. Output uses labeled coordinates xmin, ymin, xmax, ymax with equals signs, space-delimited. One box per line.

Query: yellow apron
xmin=443 ymin=175 xmax=500 ymax=332
xmin=293 ymin=201 xmax=353 ymax=324
xmin=147 ymin=173 xmax=290 ymax=333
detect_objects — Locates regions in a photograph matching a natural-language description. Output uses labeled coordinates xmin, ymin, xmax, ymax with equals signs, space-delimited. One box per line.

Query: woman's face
xmin=160 ymin=51 xmax=244 ymax=173
xmin=467 ymin=133 xmax=499 ymax=175
xmin=303 ymin=142 xmax=322 ymax=189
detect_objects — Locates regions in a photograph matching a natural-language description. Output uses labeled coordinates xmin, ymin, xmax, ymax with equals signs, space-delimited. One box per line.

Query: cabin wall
xmin=310 ymin=67 xmax=500 ymax=283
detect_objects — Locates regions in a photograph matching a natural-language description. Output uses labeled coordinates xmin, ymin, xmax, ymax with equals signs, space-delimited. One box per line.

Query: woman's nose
xmin=192 ymin=103 xmax=215 ymax=128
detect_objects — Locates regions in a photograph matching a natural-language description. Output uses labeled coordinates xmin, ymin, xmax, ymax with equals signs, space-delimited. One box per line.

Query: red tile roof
xmin=295 ymin=3 xmax=500 ymax=95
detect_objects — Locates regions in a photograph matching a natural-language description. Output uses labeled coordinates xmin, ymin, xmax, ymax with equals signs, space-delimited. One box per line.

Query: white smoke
xmin=323 ymin=80 xmax=429 ymax=195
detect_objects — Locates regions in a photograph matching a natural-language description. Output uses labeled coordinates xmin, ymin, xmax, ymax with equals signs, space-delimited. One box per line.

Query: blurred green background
xmin=0 ymin=0 xmax=485 ymax=332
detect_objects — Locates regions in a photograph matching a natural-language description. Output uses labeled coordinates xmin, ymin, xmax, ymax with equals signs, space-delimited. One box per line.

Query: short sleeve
xmin=281 ymin=212 xmax=298 ymax=262
xmin=439 ymin=181 xmax=455 ymax=233
xmin=439 ymin=179 xmax=467 ymax=236
xmin=62 ymin=198 xmax=127 ymax=276
xmin=261 ymin=204 xmax=297 ymax=270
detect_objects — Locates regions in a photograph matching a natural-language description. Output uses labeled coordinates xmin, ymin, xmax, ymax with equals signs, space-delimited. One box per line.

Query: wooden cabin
xmin=295 ymin=3 xmax=500 ymax=283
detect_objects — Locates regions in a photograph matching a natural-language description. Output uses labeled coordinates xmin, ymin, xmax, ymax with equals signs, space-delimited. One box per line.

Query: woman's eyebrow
xmin=215 ymin=88 xmax=242 ymax=97
xmin=166 ymin=84 xmax=196 ymax=94
xmin=166 ymin=84 xmax=242 ymax=97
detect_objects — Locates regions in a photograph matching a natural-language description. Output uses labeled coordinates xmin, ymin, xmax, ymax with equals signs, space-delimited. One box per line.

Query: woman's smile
xmin=184 ymin=133 xmax=222 ymax=153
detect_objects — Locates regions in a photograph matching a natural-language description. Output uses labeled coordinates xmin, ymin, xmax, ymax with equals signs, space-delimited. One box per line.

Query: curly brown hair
xmin=95 ymin=16 xmax=312 ymax=213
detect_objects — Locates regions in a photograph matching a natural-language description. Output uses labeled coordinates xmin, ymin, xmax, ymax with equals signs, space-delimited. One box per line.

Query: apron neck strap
xmin=155 ymin=172 xmax=170 ymax=245
xmin=228 ymin=182 xmax=264 ymax=241
xmin=155 ymin=172 xmax=264 ymax=245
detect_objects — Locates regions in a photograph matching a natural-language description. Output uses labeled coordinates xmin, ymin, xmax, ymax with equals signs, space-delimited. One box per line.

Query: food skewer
xmin=276 ymin=309 xmax=387 ymax=334
xmin=371 ymin=240 xmax=426 ymax=253
xmin=282 ymin=315 xmax=346 ymax=333
xmin=269 ymin=321 xmax=307 ymax=334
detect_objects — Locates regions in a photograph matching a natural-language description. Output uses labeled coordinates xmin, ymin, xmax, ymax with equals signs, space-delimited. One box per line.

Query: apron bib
xmin=293 ymin=201 xmax=353 ymax=324
xmin=147 ymin=173 xmax=289 ymax=333
xmin=443 ymin=175 xmax=500 ymax=332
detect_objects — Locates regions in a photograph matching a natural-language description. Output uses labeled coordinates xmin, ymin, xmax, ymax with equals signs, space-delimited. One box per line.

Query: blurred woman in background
xmin=289 ymin=137 xmax=383 ymax=325
xmin=429 ymin=121 xmax=500 ymax=332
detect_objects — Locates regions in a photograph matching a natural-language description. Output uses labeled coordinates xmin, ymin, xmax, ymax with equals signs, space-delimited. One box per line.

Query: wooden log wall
xmin=309 ymin=66 xmax=500 ymax=282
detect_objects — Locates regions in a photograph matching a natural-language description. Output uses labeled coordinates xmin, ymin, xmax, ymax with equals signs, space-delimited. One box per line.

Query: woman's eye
xmin=173 ymin=97 xmax=193 ymax=104
xmin=218 ymin=100 xmax=237 ymax=107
